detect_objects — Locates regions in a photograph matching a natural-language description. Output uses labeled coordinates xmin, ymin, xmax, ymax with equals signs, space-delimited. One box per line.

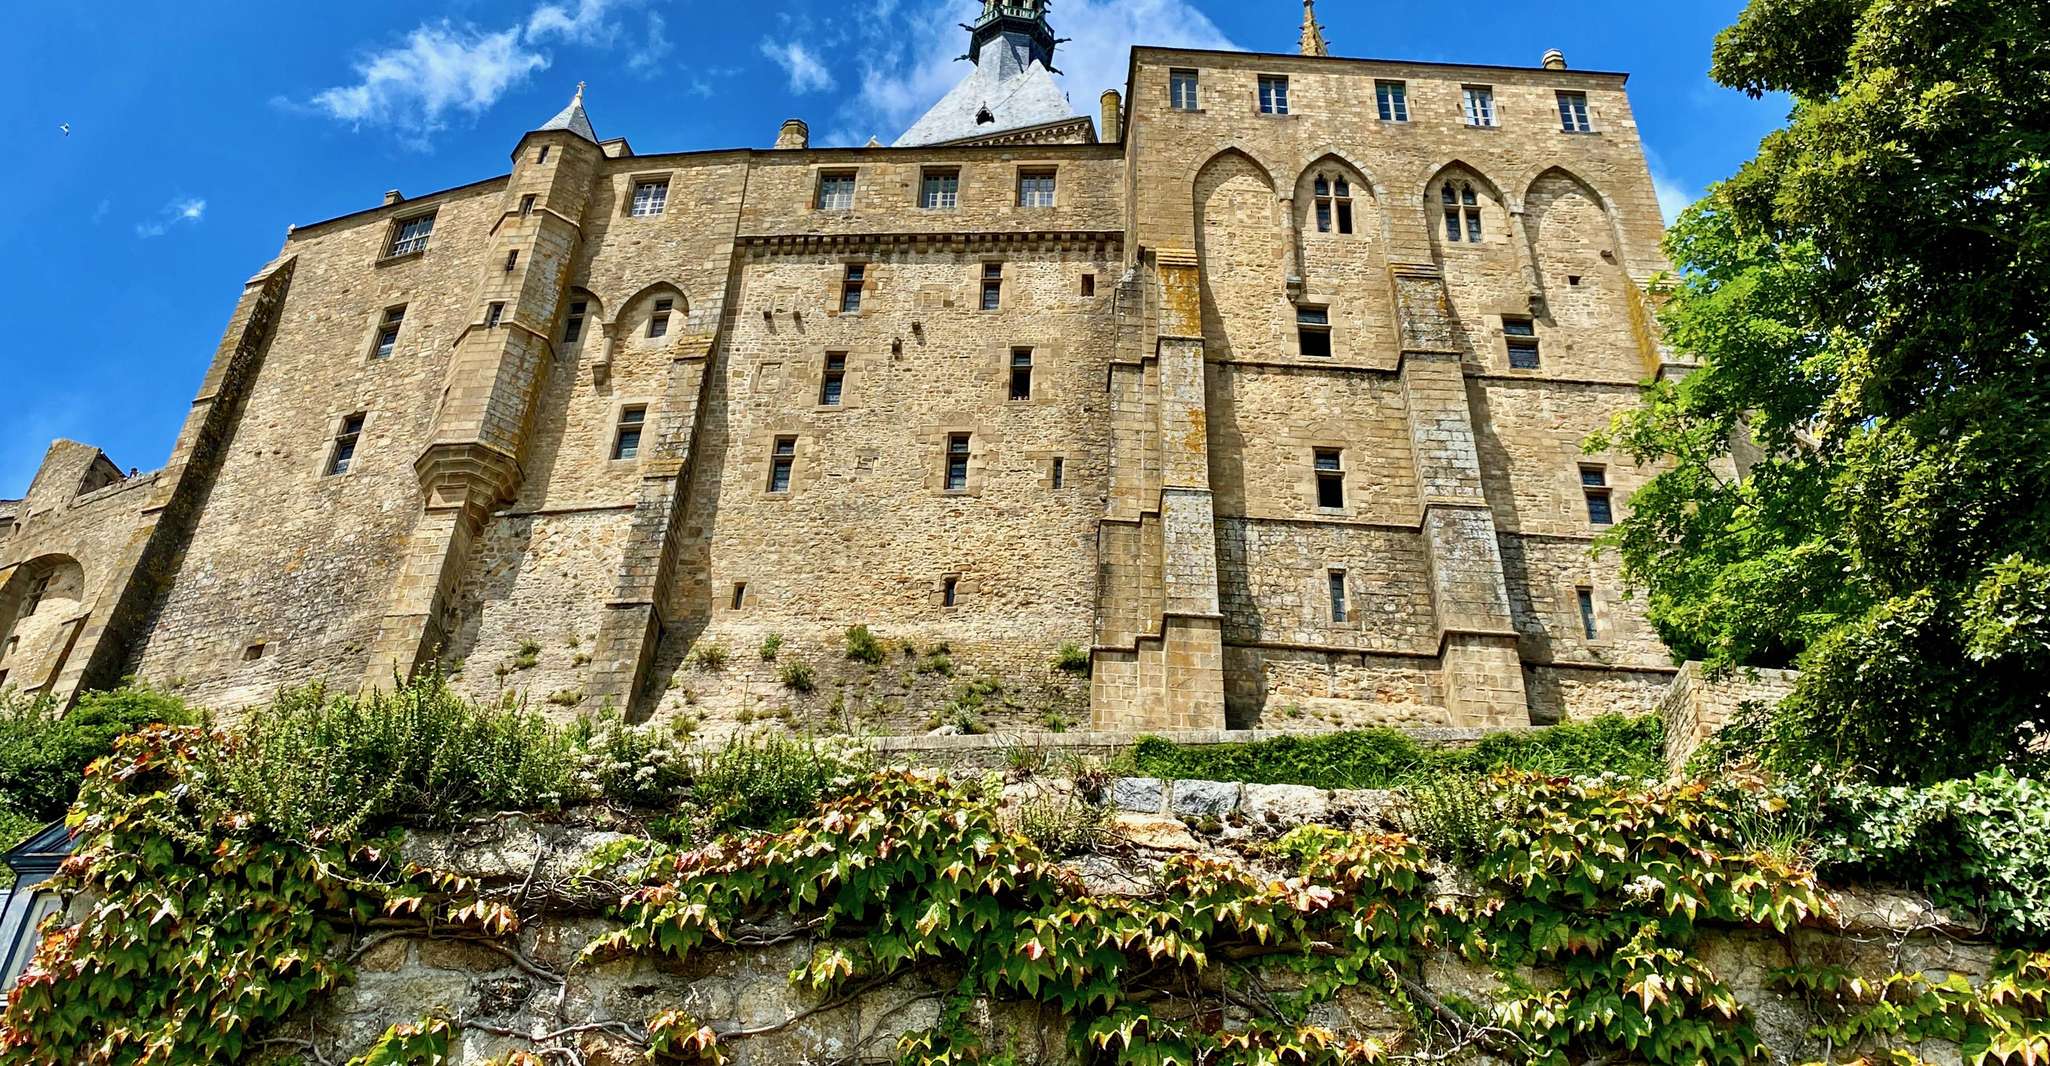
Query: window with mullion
xmin=921 ymin=170 xmax=960 ymax=210
xmin=1376 ymin=81 xmax=1408 ymax=122
xmin=631 ymin=180 xmax=669 ymax=218
xmin=1258 ymin=75 xmax=1290 ymax=115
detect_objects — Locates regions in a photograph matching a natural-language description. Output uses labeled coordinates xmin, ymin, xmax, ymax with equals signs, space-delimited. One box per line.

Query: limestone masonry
xmin=0 ymin=1 xmax=1688 ymax=736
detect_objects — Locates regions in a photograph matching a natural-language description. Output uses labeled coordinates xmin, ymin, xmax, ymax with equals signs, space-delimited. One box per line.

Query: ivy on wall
xmin=2 ymin=722 xmax=2048 ymax=1066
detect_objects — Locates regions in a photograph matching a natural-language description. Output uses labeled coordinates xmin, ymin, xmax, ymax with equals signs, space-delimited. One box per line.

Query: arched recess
xmin=611 ymin=283 xmax=690 ymax=350
xmin=1522 ymin=167 xmax=1641 ymax=376
xmin=1421 ymin=161 xmax=1524 ymax=362
xmin=0 ymin=556 xmax=86 ymax=693
xmin=1293 ymin=153 xmax=1397 ymax=365
xmin=1194 ymin=149 xmax=1290 ymax=363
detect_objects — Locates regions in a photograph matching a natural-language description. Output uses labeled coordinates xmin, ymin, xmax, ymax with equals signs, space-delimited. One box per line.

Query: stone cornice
xmin=737 ymin=229 xmax=1123 ymax=255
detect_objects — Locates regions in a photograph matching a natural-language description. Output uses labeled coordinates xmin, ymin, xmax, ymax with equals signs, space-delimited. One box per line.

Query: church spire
xmin=1299 ymin=0 xmax=1329 ymax=57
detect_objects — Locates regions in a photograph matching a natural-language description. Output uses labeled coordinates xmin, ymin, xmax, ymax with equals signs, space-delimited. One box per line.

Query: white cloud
xmin=307 ymin=21 xmax=549 ymax=144
xmin=761 ymin=40 xmax=837 ymax=94
xmin=825 ymin=0 xmax=1237 ymax=146
xmin=1652 ymin=173 xmax=1695 ymax=227
xmin=136 ymin=197 xmax=206 ymax=239
xmin=299 ymin=1 xmax=678 ymax=143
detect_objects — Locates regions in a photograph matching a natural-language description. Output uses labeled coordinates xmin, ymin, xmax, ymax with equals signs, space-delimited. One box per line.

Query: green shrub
xmin=0 ymin=684 xmax=195 ymax=824
xmin=692 ymin=732 xmax=846 ymax=832
xmin=1401 ymin=774 xmax=1498 ymax=866
xmin=1120 ymin=715 xmax=1664 ymax=790
xmin=759 ymin=634 xmax=783 ymax=661
xmin=686 ymin=641 xmax=729 ymax=672
xmin=196 ymin=676 xmax=575 ymax=838
xmin=1011 ymin=792 xmax=1108 ymax=857
xmin=780 ymin=660 xmax=816 ymax=693
xmin=569 ymin=712 xmax=692 ymax=808
xmin=844 ymin=625 xmax=885 ymax=666
xmin=1051 ymin=642 xmax=1091 ymax=674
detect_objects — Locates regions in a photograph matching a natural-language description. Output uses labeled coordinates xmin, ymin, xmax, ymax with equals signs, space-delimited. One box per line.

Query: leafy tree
xmin=1596 ymin=0 xmax=2050 ymax=782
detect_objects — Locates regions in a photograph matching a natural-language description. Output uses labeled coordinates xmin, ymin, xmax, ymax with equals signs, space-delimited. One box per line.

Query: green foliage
xmin=1399 ymin=774 xmax=1496 ymax=866
xmin=843 ymin=625 xmax=885 ymax=666
xmin=346 ymin=1017 xmax=452 ymax=1065
xmin=689 ymin=732 xmax=846 ymax=833
xmin=685 ymin=641 xmax=729 ymax=672
xmin=570 ymin=711 xmax=693 ymax=808
xmin=0 ymin=726 xmax=508 ymax=1065
xmin=1765 ymin=770 xmax=2050 ymax=943
xmin=757 ymin=633 xmax=782 ymax=662
xmin=1123 ymin=715 xmax=1664 ymax=790
xmin=0 ymin=684 xmax=194 ymax=824
xmin=1050 ymin=642 xmax=1090 ymax=674
xmin=1592 ymin=0 xmax=2050 ymax=781
xmin=197 ymin=675 xmax=575 ymax=838
xmin=1780 ymin=952 xmax=2050 ymax=1064
xmin=778 ymin=660 xmax=816 ymax=693
xmin=1009 ymin=791 xmax=1108 ymax=857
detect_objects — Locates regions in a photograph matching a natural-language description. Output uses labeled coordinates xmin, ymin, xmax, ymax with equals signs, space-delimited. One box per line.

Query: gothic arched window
xmin=1313 ymin=174 xmax=1353 ymax=234
xmin=1441 ymin=181 xmax=1482 ymax=243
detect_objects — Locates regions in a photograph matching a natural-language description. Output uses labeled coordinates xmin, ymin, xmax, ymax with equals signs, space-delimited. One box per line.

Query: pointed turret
xmin=894 ymin=1 xmax=1077 ymax=146
xmin=535 ymin=82 xmax=598 ymax=143
xmin=1300 ymin=0 xmax=1329 ymax=57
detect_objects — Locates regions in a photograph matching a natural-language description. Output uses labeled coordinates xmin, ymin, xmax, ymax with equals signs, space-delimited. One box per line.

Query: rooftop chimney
xmin=775 ymin=118 xmax=810 ymax=150
xmin=1542 ymin=49 xmax=1568 ymax=70
xmin=1099 ymin=89 xmax=1123 ymax=142
xmin=382 ymin=190 xmax=405 ymax=206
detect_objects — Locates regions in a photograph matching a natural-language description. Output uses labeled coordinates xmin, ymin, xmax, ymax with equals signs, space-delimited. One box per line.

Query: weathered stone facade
xmin=0 ymin=7 xmax=1689 ymax=735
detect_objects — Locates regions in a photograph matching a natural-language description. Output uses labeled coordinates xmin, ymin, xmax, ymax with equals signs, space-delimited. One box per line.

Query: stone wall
xmin=1661 ymin=660 xmax=1802 ymax=771
xmin=293 ymin=788 xmax=1987 ymax=1066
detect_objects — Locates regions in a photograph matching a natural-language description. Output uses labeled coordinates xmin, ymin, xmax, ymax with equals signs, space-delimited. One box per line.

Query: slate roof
xmin=536 ymin=90 xmax=598 ymax=144
xmin=895 ymin=32 xmax=1076 ymax=147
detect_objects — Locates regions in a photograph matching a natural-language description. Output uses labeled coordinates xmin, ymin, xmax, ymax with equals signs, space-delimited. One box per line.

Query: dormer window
xmin=976 ymin=106 xmax=995 ymax=125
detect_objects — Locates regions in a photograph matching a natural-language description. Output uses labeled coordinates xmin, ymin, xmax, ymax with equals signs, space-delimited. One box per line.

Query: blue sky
xmin=0 ymin=0 xmax=1785 ymax=498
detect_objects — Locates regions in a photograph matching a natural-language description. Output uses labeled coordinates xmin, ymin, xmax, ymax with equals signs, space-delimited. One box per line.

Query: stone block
xmin=1168 ymin=778 xmax=1240 ymax=817
xmin=1110 ymin=776 xmax=1165 ymax=813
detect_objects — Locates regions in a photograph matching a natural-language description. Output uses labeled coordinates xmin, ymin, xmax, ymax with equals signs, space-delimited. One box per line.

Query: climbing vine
xmin=2 ymin=724 xmax=2048 ymax=1066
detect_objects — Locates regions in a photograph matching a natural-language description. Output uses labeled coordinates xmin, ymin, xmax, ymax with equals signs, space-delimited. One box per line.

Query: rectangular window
xmin=519 ymin=194 xmax=537 ymax=217
xmin=942 ymin=575 xmax=960 ymax=608
xmin=1314 ymin=448 xmax=1345 ymax=509
xmin=1376 ymin=80 xmax=1409 ymax=122
xmin=1081 ymin=273 xmax=1096 ymax=297
xmin=768 ymin=436 xmax=797 ymax=493
xmin=945 ymin=433 xmax=970 ymax=491
xmin=648 ymin=297 xmax=672 ymax=338
xmin=1298 ymin=306 xmax=1332 ymax=358
xmin=1312 ymin=174 xmax=1354 ymax=235
xmin=1504 ymin=317 xmax=1540 ymax=369
xmin=1170 ymin=68 xmax=1200 ymax=110
xmin=484 ymin=302 xmax=505 ymax=328
xmin=1582 ymin=466 xmax=1614 ymax=525
xmin=817 ymin=171 xmax=857 ymax=211
xmin=372 ymin=306 xmax=405 ymax=359
xmin=1463 ymin=86 xmax=1496 ymax=127
xmin=920 ymin=169 xmax=961 ymax=210
xmin=731 ymin=582 xmax=748 ymax=611
xmin=980 ymin=262 xmax=1003 ymax=311
xmin=612 ymin=406 xmax=646 ymax=461
xmin=1258 ymin=75 xmax=1290 ymax=115
xmin=386 ymin=213 xmax=436 ymax=257
xmin=840 ymin=264 xmax=865 ymax=314
xmin=242 ymin=643 xmax=267 ymax=663
xmin=1051 ymin=457 xmax=1065 ymax=490
xmin=1009 ymin=348 xmax=1034 ymax=401
xmin=1578 ymin=587 xmax=1599 ymax=639
xmin=504 ymin=249 xmax=520 ymax=272
xmin=1018 ymin=169 xmax=1057 ymax=208
xmin=21 ymin=579 xmax=48 ymax=618
xmin=1557 ymin=91 xmax=1592 ymax=133
xmin=1329 ymin=570 xmax=1349 ymax=624
xmin=563 ymin=300 xmax=587 ymax=343
xmin=537 ymin=145 xmax=552 ymax=164
xmin=820 ymin=352 xmax=847 ymax=406
xmin=327 ymin=413 xmax=366 ymax=476
xmin=631 ymin=180 xmax=668 ymax=218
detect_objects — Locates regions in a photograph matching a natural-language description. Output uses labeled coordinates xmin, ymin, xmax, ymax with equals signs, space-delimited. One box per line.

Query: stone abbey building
xmin=0 ymin=2 xmax=1684 ymax=736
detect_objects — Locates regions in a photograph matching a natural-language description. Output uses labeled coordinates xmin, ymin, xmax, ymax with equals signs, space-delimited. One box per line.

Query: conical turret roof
xmin=536 ymin=83 xmax=598 ymax=143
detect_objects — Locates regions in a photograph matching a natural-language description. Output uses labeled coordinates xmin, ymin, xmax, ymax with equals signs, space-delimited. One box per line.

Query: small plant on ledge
xmin=759 ymin=633 xmax=783 ymax=661
xmin=844 ymin=624 xmax=885 ymax=666
xmin=780 ymin=660 xmax=816 ymax=694
xmin=685 ymin=641 xmax=729 ymax=672
xmin=1051 ymin=641 xmax=1091 ymax=674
